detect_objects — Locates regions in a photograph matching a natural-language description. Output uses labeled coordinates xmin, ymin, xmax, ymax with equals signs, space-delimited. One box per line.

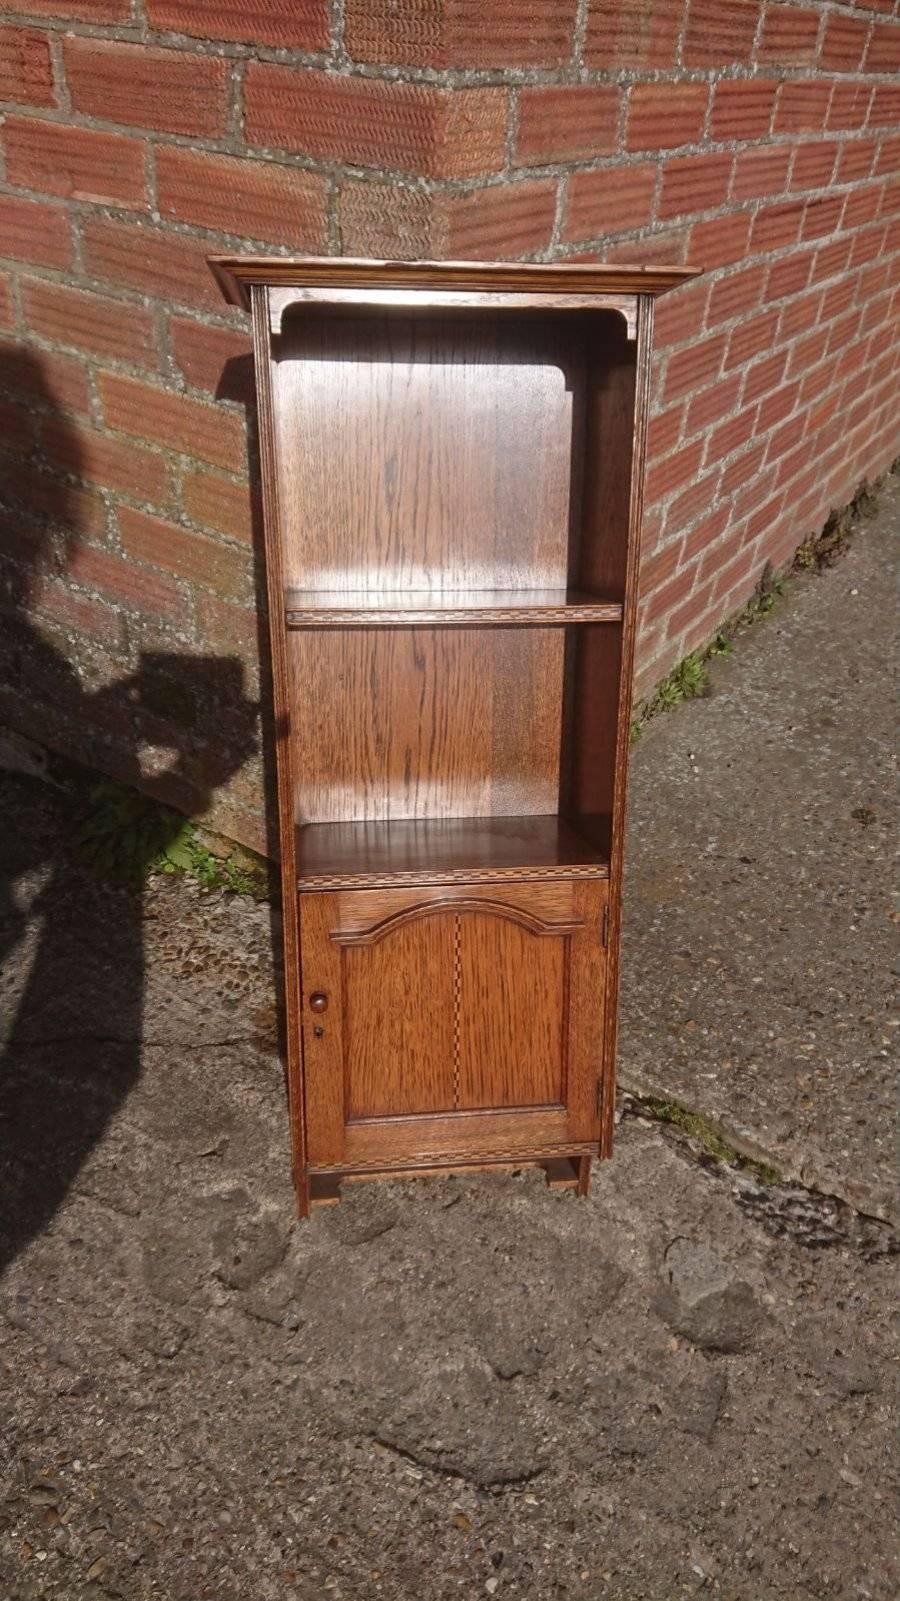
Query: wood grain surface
xmin=289 ymin=626 xmax=564 ymax=823
xmin=284 ymin=588 xmax=624 ymax=626
xmin=273 ymin=315 xmax=578 ymax=593
xmin=209 ymin=252 xmax=698 ymax=312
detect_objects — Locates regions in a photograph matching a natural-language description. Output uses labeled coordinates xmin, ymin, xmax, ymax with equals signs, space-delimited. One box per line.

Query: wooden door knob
xmin=309 ymin=992 xmax=329 ymax=1012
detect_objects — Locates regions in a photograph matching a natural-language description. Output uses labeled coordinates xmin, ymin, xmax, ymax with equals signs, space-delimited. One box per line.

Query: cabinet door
xmin=299 ymin=879 xmax=608 ymax=1173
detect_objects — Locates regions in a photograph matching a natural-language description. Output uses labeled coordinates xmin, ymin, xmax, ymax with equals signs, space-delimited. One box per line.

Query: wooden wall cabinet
xmin=211 ymin=256 xmax=696 ymax=1214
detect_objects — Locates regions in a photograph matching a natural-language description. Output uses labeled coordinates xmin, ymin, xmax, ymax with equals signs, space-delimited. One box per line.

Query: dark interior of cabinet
xmin=268 ymin=306 xmax=637 ymax=886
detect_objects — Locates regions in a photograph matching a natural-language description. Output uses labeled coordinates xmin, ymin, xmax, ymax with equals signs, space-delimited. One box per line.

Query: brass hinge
xmin=601 ymin=903 xmax=610 ymax=948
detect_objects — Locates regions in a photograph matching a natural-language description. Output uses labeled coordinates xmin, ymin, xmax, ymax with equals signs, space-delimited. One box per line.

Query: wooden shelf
xmin=296 ymin=814 xmax=611 ymax=890
xmin=285 ymin=589 xmax=624 ymax=628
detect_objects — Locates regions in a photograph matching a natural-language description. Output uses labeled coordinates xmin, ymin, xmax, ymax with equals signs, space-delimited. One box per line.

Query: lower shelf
xmin=295 ymin=813 xmax=611 ymax=889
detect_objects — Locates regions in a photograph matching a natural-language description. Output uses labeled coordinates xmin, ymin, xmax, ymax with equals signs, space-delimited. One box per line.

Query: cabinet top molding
xmin=209 ymin=254 xmax=700 ymax=313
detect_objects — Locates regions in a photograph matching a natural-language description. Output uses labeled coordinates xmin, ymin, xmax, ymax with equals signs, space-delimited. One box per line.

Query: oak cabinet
xmin=211 ymin=255 xmax=696 ymax=1213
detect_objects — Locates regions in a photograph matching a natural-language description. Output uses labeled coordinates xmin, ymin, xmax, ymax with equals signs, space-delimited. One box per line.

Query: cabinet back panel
xmin=289 ymin=626 xmax=563 ymax=823
xmin=272 ymin=315 xmax=580 ymax=592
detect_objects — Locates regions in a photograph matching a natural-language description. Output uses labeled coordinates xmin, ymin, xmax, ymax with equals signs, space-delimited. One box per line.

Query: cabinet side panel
xmin=289 ymin=627 xmax=564 ymax=823
xmin=250 ymin=286 xmax=309 ymax=1211
xmin=600 ymin=296 xmax=654 ymax=1153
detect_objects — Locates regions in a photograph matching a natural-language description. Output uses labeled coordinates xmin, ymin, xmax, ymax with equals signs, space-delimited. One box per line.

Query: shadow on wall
xmin=0 ymin=349 xmax=259 ymax=1274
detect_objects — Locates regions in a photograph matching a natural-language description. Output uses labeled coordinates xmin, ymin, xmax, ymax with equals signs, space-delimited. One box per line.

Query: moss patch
xmin=72 ymin=777 xmax=269 ymax=899
xmin=628 ymin=1093 xmax=782 ymax=1185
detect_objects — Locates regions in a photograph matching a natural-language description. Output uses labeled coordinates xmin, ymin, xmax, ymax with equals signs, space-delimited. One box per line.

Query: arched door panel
xmin=299 ymin=879 xmax=607 ymax=1172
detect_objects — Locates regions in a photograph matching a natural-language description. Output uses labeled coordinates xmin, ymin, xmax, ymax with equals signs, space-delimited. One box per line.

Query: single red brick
xmin=0 ymin=394 xmax=36 ymax=453
xmin=682 ymin=503 xmax=729 ymax=563
xmin=766 ymin=251 xmax=814 ymax=300
xmin=82 ymin=218 xmax=222 ymax=311
xmin=344 ymin=0 xmax=577 ymax=68
xmin=118 ymin=504 xmax=251 ymax=600
xmin=439 ymin=179 xmax=558 ymax=259
xmin=690 ymin=211 xmax=752 ymax=269
xmin=710 ymin=80 xmax=778 ymax=142
xmin=0 ymin=26 xmax=54 ymax=106
xmin=663 ymin=332 xmax=727 ymax=402
xmin=0 ymin=272 xmax=11 ymax=329
xmin=563 ymin=163 xmax=656 ymax=242
xmin=605 ymin=230 xmax=689 ymax=265
xmin=32 ymin=577 xmax=121 ymax=643
xmin=169 ymin=318 xmax=253 ymax=398
xmin=156 ymin=147 xmax=328 ymax=250
xmin=827 ymin=83 xmax=873 ymax=131
xmin=181 ymin=468 xmax=254 ymax=544
xmin=801 ymin=194 xmax=844 ymax=240
xmin=731 ymin=146 xmax=792 ymax=202
xmin=337 ymin=179 xmax=433 ymax=258
xmin=3 ymin=117 xmax=147 ymax=209
xmin=821 ymin=13 xmax=870 ymax=73
xmin=720 ymin=440 xmax=766 ymax=497
xmin=750 ymin=200 xmax=806 ymax=253
xmin=790 ymin=141 xmax=840 ymax=193
xmin=1 ymin=456 xmax=105 ymax=537
xmin=873 ymin=134 xmax=900 ymax=178
xmin=653 ymin=280 xmax=709 ymax=350
xmin=865 ymin=20 xmax=900 ymax=73
xmin=193 ymin=595 xmax=259 ymax=659
xmin=515 ymin=85 xmax=620 ymax=165
xmin=647 ymin=404 xmax=684 ymax=461
xmin=850 ymin=223 xmax=886 ymax=269
xmin=706 ymin=264 xmax=766 ymax=326
xmin=584 ymin=0 xmax=682 ymax=69
xmin=23 ymin=278 xmax=157 ymax=368
xmin=775 ymin=81 xmax=832 ymax=134
xmin=100 ymin=372 xmax=246 ymax=473
xmin=64 ymin=38 xmax=228 ymax=138
xmin=68 ymin=540 xmax=187 ymax=619
xmin=812 ymin=237 xmax=853 ymax=283
xmin=641 ymin=564 xmax=696 ymax=627
xmin=665 ymin=464 xmax=723 ymax=535
xmin=0 ymin=337 xmax=91 ymax=416
xmin=757 ymin=380 xmax=800 ymax=433
xmin=683 ymin=0 xmax=757 ymax=66
xmin=841 ymin=184 xmax=882 ymax=231
xmin=870 ymin=84 xmax=900 ymax=129
xmin=639 ymin=534 xmax=684 ymax=599
xmin=742 ymin=348 xmax=788 ymax=403
xmin=820 ymin=277 xmax=855 ymax=323
xmin=684 ymin=373 xmax=742 ymax=435
xmin=627 ymin=83 xmax=707 ymax=152
xmin=18 ymin=0 xmax=130 ymax=17
xmin=710 ymin=541 xmax=760 ymax=601
xmin=245 ymin=64 xmax=506 ymax=180
xmin=705 ymin=405 xmax=757 ymax=464
xmin=779 ymin=288 xmax=822 ymax=341
xmin=0 ymin=193 xmax=70 ymax=269
xmin=659 ymin=154 xmax=732 ymax=222
xmin=645 ymin=437 xmax=704 ymax=505
xmin=758 ymin=4 xmax=820 ymax=64
xmin=832 ymin=141 xmax=871 ymax=186
xmin=787 ymin=327 xmax=828 ymax=376
xmin=146 ymin=0 xmax=329 ymax=49
xmin=41 ymin=416 xmax=170 ymax=505
xmin=665 ymin=579 xmax=718 ymax=644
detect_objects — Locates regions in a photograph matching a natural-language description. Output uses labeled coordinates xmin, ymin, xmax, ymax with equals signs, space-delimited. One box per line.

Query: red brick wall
xmin=0 ymin=1 xmax=897 ymax=850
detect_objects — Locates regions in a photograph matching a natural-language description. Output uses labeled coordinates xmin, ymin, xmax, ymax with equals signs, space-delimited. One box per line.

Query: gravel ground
xmin=0 ymin=482 xmax=897 ymax=1601
xmin=621 ymin=475 xmax=898 ymax=1224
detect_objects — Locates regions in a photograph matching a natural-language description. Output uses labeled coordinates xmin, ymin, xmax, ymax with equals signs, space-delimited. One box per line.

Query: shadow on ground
xmin=0 ymin=350 xmax=258 ymax=1273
